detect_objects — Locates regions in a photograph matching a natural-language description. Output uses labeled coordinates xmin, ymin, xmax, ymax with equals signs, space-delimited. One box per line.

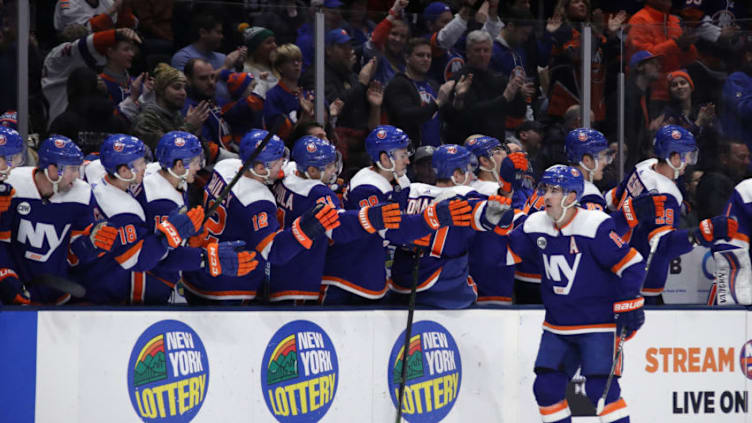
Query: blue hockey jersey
xmin=4 ymin=167 xmax=98 ymax=304
xmin=716 ymin=178 xmax=752 ymax=256
xmin=323 ymin=167 xmax=435 ymax=300
xmin=609 ymin=159 xmax=694 ymax=296
xmin=508 ymin=208 xmax=645 ymax=332
xmin=182 ymin=158 xmax=313 ymax=302
xmin=389 ymin=183 xmax=490 ymax=309
xmin=72 ymin=177 xmax=171 ymax=304
xmin=469 ymin=179 xmax=515 ymax=305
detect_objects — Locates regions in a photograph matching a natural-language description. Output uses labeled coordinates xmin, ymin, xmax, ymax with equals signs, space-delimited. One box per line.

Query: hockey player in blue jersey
xmin=464 ymin=135 xmax=527 ymax=305
xmin=0 ymin=127 xmax=30 ymax=304
xmin=182 ymin=129 xmax=341 ymax=304
xmin=5 ymin=135 xmax=116 ymax=304
xmin=131 ymin=131 xmax=258 ymax=304
xmin=322 ymin=125 xmax=475 ymax=305
xmin=564 ymin=128 xmax=613 ymax=211
xmin=390 ymin=144 xmax=514 ymax=309
xmin=507 ymin=165 xmax=646 ymax=423
xmin=272 ymin=135 xmax=403 ymax=303
xmin=606 ymin=125 xmax=737 ymax=304
xmin=72 ymin=134 xmax=216 ymax=304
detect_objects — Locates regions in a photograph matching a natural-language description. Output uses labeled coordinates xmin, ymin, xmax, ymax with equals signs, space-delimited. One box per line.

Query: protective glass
xmin=682 ymin=149 xmax=699 ymax=165
xmin=597 ymin=149 xmax=615 ymax=165
xmin=537 ymin=183 xmax=564 ymax=197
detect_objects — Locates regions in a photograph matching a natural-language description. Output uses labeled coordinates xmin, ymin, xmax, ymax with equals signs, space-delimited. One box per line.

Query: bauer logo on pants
xmin=127 ymin=320 xmax=209 ymax=422
xmin=387 ymin=320 xmax=462 ymax=422
xmin=261 ymin=320 xmax=339 ymax=422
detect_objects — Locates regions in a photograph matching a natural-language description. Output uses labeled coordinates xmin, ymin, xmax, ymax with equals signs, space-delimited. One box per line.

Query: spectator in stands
xmin=444 ymin=30 xmax=529 ymax=144
xmin=546 ymin=1 xmax=627 ymax=124
xmin=490 ymin=8 xmax=535 ymax=78
xmin=344 ymin=0 xmax=375 ymax=50
xmin=219 ymin=70 xmax=264 ymax=147
xmin=0 ymin=111 xmax=17 ymax=130
xmin=509 ymin=120 xmax=545 ymax=179
xmin=99 ymin=34 xmax=138 ymax=106
xmin=54 ymin=0 xmax=137 ymax=33
xmin=289 ymin=121 xmax=330 ymax=149
xmin=624 ymin=50 xmax=662 ymax=169
xmin=43 ymin=27 xmax=141 ymax=127
xmin=362 ymin=0 xmax=410 ymax=85
xmin=264 ymin=44 xmax=314 ymax=141
xmin=539 ymin=104 xmax=586 ymax=173
xmin=182 ymin=58 xmax=231 ymax=158
xmin=409 ymin=145 xmax=437 ymax=184
xmin=130 ymin=0 xmax=175 ymax=69
xmin=171 ymin=13 xmax=246 ymax=102
xmin=296 ymin=0 xmax=345 ymax=73
xmin=241 ymin=26 xmax=278 ymax=99
xmin=48 ymin=66 xmax=129 ymax=155
xmin=696 ymin=139 xmax=751 ymax=220
xmin=131 ymin=63 xmax=208 ymax=151
xmin=626 ymin=0 xmax=698 ymax=109
xmin=301 ymin=28 xmax=379 ymax=170
xmin=384 ymin=37 xmax=455 ymax=147
xmin=721 ymin=41 xmax=752 ymax=150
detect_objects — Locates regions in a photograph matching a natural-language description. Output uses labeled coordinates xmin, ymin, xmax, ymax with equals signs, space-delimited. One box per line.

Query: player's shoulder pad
xmin=407 ymin=182 xmax=437 ymax=199
xmin=523 ymin=211 xmax=558 ymax=236
xmin=734 ymin=178 xmax=752 ymax=203
xmin=560 ymin=208 xmax=610 ymax=239
xmin=283 ymin=172 xmax=325 ymax=197
xmin=8 ymin=166 xmax=42 ymax=200
xmin=142 ymin=172 xmax=184 ymax=207
xmin=471 ymin=179 xmax=498 ymax=197
xmin=582 ymin=180 xmax=604 ymax=199
xmin=349 ymin=167 xmax=393 ymax=195
xmin=93 ymin=178 xmax=145 ymax=221
xmin=448 ymin=184 xmax=479 ymax=198
xmin=51 ymin=178 xmax=93 ymax=206
xmin=637 ymin=163 xmax=683 ymax=205
xmin=83 ymin=159 xmax=105 ymax=184
xmin=144 ymin=162 xmax=161 ymax=177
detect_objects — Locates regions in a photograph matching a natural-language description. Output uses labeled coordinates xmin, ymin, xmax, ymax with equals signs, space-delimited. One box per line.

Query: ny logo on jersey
xmin=542 ymin=253 xmax=582 ymax=295
xmin=17 ymin=219 xmax=71 ymax=262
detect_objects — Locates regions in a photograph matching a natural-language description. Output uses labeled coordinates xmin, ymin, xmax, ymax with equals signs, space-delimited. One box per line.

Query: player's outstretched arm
xmin=156 ymin=206 xmax=205 ymax=249
xmin=202 ymin=241 xmax=258 ymax=277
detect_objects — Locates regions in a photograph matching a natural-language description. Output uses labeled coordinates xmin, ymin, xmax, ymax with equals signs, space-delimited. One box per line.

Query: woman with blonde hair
xmin=263 ymin=44 xmax=315 ymax=141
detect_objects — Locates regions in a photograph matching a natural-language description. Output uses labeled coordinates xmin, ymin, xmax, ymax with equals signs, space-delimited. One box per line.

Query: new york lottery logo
xmin=387 ymin=321 xmax=462 ymax=422
xmin=127 ymin=320 xmax=209 ymax=422
xmin=261 ymin=320 xmax=339 ymax=422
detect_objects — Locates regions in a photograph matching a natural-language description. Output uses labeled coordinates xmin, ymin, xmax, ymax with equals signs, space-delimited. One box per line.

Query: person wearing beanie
xmin=241 ymin=26 xmax=279 ymax=99
xmin=657 ymin=69 xmax=717 ymax=141
xmin=219 ymin=70 xmax=265 ymax=146
xmin=132 ymin=63 xmax=209 ymax=151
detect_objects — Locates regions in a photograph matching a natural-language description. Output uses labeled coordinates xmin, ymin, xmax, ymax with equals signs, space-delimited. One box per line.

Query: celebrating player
xmin=507 ymin=165 xmax=646 ymax=423
xmin=564 ymin=128 xmax=613 ymax=210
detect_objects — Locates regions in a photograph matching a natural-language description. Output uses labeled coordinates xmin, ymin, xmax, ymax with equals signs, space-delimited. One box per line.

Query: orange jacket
xmin=626 ymin=5 xmax=697 ymax=102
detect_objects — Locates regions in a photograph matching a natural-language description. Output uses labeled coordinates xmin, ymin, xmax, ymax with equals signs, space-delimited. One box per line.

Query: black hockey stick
xmin=596 ymin=234 xmax=660 ymax=415
xmin=396 ymin=249 xmax=422 ymax=423
xmin=27 ymin=274 xmax=86 ymax=298
xmin=201 ymin=128 xmax=278 ymax=224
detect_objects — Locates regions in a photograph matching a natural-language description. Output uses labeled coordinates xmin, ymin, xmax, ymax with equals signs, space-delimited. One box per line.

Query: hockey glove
xmin=480 ymin=195 xmax=515 ymax=235
xmin=621 ymin=194 xmax=667 ymax=228
xmin=292 ymin=203 xmax=340 ymax=249
xmin=157 ymin=206 xmax=205 ymax=248
xmin=499 ymin=152 xmax=528 ymax=192
xmin=89 ymin=222 xmax=120 ymax=252
xmin=692 ymin=216 xmax=738 ymax=247
xmin=359 ymin=202 xmax=401 ymax=233
xmin=0 ymin=183 xmax=14 ymax=214
xmin=188 ymin=226 xmax=211 ymax=248
xmin=614 ymin=296 xmax=645 ymax=340
xmin=0 ymin=268 xmax=30 ymax=305
xmin=423 ymin=198 xmax=472 ymax=230
xmin=203 ymin=241 xmax=258 ymax=277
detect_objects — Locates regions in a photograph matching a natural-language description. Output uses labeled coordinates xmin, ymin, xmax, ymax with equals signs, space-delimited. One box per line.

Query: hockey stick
xmin=395 ymin=249 xmax=422 ymax=423
xmin=596 ymin=233 xmax=660 ymax=415
xmin=201 ymin=129 xmax=277 ymax=223
xmin=27 ymin=274 xmax=87 ymax=298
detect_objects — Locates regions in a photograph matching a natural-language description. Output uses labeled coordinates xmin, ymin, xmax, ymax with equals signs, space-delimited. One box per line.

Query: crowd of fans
xmin=0 ymin=0 xmax=751 ymax=305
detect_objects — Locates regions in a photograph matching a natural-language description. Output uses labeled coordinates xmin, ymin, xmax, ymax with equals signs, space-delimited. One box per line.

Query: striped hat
xmin=220 ymin=70 xmax=254 ymax=99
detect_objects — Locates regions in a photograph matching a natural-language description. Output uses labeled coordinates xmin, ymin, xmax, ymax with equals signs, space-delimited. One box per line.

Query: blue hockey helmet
xmin=432 ymin=144 xmax=478 ymax=184
xmin=537 ymin=164 xmax=584 ymax=201
xmin=464 ymin=135 xmax=502 ymax=160
xmin=156 ymin=131 xmax=204 ymax=169
xmin=0 ymin=127 xmax=25 ymax=173
xmin=653 ymin=124 xmax=697 ymax=164
xmin=37 ymin=135 xmax=84 ymax=169
xmin=100 ymin=134 xmax=146 ymax=175
xmin=365 ymin=125 xmax=411 ymax=164
xmin=292 ymin=136 xmax=341 ymax=183
xmin=565 ymin=128 xmax=611 ymax=164
xmin=239 ymin=129 xmax=289 ymax=184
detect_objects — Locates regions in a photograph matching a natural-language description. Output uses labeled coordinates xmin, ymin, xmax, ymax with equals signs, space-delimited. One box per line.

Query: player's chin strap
xmin=666 ymin=159 xmax=686 ymax=180
xmin=43 ymin=168 xmax=64 ymax=194
xmin=0 ymin=164 xmax=13 ymax=181
xmin=479 ymin=156 xmax=501 ymax=184
xmin=114 ymin=164 xmax=139 ymax=184
xmin=578 ymin=158 xmax=599 ymax=183
xmin=376 ymin=152 xmax=406 ymax=181
xmin=554 ymin=196 xmax=578 ymax=225
xmin=250 ymin=164 xmax=275 ymax=185
xmin=167 ymin=166 xmax=190 ymax=191
xmin=451 ymin=170 xmax=471 ymax=186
